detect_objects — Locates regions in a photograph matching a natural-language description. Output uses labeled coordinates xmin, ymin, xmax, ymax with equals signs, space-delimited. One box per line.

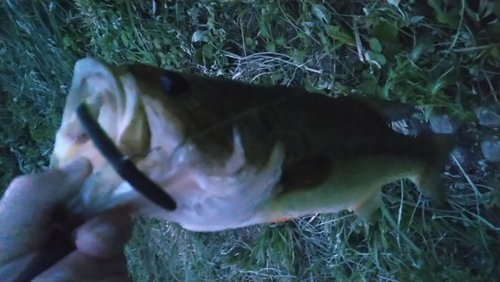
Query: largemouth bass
xmin=51 ymin=58 xmax=455 ymax=232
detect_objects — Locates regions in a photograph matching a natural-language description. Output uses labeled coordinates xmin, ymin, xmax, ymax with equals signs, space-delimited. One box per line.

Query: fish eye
xmin=160 ymin=71 xmax=188 ymax=97
xmin=160 ymin=75 xmax=174 ymax=93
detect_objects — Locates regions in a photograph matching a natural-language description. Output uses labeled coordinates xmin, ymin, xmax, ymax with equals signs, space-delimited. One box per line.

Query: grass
xmin=1 ymin=0 xmax=499 ymax=281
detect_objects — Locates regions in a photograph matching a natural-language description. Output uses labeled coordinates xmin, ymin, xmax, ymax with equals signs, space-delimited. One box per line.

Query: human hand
xmin=0 ymin=157 xmax=133 ymax=282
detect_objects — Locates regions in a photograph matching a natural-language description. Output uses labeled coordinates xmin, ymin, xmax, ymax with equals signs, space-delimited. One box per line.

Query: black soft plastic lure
xmin=75 ymin=102 xmax=177 ymax=211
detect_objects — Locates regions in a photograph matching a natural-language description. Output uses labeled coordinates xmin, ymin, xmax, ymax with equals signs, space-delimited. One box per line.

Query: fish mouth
xmin=75 ymin=102 xmax=177 ymax=211
xmin=51 ymin=58 xmax=176 ymax=215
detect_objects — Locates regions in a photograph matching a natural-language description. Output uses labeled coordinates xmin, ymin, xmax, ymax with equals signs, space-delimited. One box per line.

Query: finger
xmin=0 ymin=157 xmax=92 ymax=259
xmin=32 ymin=251 xmax=132 ymax=282
xmin=0 ymin=157 xmax=92 ymax=231
xmin=74 ymin=207 xmax=134 ymax=259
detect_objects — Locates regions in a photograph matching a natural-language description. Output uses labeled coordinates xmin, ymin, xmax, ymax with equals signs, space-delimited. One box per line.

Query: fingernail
xmin=61 ymin=157 xmax=93 ymax=183
xmin=94 ymin=220 xmax=119 ymax=239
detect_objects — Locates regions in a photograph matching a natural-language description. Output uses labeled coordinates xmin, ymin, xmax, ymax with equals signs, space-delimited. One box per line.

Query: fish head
xmin=52 ymin=58 xmax=152 ymax=168
xmin=51 ymin=58 xmax=195 ymax=216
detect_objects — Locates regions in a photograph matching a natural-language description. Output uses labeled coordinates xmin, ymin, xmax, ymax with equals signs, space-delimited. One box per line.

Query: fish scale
xmin=50 ymin=57 xmax=456 ymax=231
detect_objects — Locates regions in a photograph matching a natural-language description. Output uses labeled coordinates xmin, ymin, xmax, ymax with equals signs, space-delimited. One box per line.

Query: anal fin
xmin=409 ymin=169 xmax=446 ymax=206
xmin=408 ymin=132 xmax=455 ymax=206
xmin=349 ymin=189 xmax=383 ymax=222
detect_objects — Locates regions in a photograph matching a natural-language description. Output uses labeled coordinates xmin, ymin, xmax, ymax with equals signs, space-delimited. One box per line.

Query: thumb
xmin=0 ymin=158 xmax=95 ymax=282
xmin=0 ymin=157 xmax=93 ymax=230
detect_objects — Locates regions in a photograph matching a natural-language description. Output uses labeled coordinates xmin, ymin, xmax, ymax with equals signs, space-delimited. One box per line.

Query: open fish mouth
xmin=50 ymin=57 xmax=180 ymax=218
xmin=75 ymin=102 xmax=177 ymax=212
